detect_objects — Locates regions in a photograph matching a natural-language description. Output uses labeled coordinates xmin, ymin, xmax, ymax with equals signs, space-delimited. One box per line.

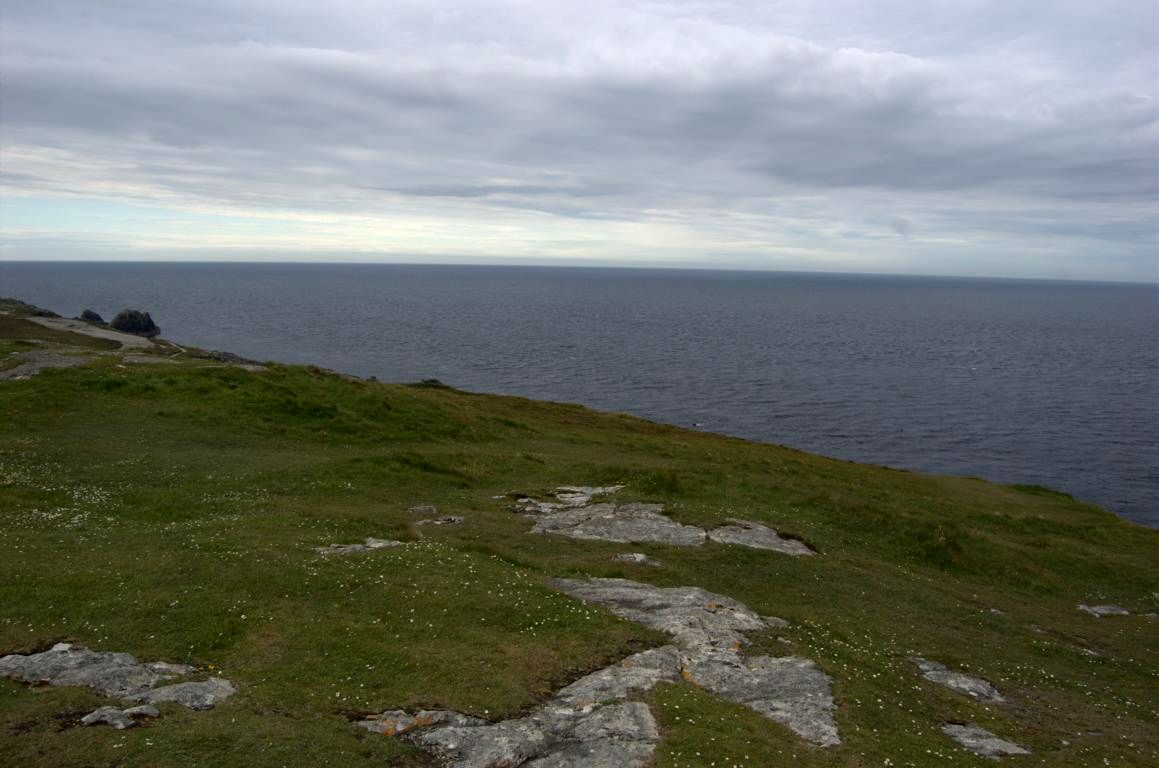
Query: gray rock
xmin=612 ymin=552 xmax=661 ymax=567
xmin=123 ymin=704 xmax=160 ymax=718
xmin=551 ymin=646 xmax=682 ymax=711
xmin=416 ymin=516 xmax=465 ymax=526
xmin=79 ymin=309 xmax=105 ymax=324
xmin=315 ymin=537 xmax=402 ymax=555
xmin=358 ymin=709 xmax=486 ymax=736
xmin=911 ymin=657 xmax=1005 ymax=702
xmin=532 ymin=503 xmax=707 ymax=547
xmin=550 ymin=578 xmax=765 ymax=653
xmin=1 ymin=644 xmax=232 ymax=715
xmin=0 ymin=643 xmax=190 ymax=698
xmin=81 ymin=706 xmax=136 ymax=729
xmin=707 ymin=519 xmax=815 ymax=556
xmin=685 ymin=654 xmax=840 ymax=747
xmin=418 ymin=701 xmax=659 ymax=768
xmin=514 ymin=486 xmax=623 ymax=515
xmin=129 ymin=677 xmax=236 ymax=710
xmin=1077 ymin=603 xmax=1130 ymax=617
xmin=942 ymin=723 xmax=1030 ymax=756
xmin=551 ymin=578 xmax=839 ymax=747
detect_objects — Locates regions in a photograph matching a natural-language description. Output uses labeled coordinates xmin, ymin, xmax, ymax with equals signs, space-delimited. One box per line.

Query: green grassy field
xmin=1 ymin=311 xmax=1156 ymax=767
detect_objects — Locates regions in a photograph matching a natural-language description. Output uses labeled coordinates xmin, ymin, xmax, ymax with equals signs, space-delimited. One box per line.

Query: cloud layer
xmin=2 ymin=1 xmax=1156 ymax=279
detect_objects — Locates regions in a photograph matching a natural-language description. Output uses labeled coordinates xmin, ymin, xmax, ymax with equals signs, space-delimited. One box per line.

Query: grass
xmin=0 ymin=317 xmax=1156 ymax=767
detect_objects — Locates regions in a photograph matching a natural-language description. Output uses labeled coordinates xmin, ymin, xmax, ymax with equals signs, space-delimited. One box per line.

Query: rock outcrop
xmin=315 ymin=538 xmax=402 ymax=555
xmin=1077 ymin=604 xmax=1129 ymax=617
xmin=0 ymin=643 xmax=235 ymax=724
xmin=79 ymin=309 xmax=105 ymax=324
xmin=109 ymin=309 xmax=160 ymax=337
xmin=911 ymin=657 xmax=1005 ymax=702
xmin=942 ymin=723 xmax=1029 ymax=756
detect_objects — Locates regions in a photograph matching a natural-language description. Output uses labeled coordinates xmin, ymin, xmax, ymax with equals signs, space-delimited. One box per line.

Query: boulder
xmin=79 ymin=309 xmax=105 ymax=324
xmin=110 ymin=309 xmax=160 ymax=337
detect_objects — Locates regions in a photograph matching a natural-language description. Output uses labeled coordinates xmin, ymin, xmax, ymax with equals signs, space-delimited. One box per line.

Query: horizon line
xmin=2 ymin=258 xmax=1156 ymax=287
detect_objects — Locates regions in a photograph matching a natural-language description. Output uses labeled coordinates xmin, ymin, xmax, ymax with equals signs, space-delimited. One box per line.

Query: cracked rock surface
xmin=532 ymin=503 xmax=707 ymax=547
xmin=418 ymin=700 xmax=660 ymax=768
xmin=315 ymin=537 xmax=402 ymax=555
xmin=942 ymin=723 xmax=1029 ymax=756
xmin=0 ymin=643 xmax=235 ymax=715
xmin=514 ymin=487 xmax=816 ymax=555
xmin=911 ymin=657 xmax=1005 ymax=702
xmin=0 ymin=643 xmax=194 ymax=698
xmin=366 ymin=578 xmax=837 ymax=764
xmin=707 ymin=519 xmax=815 ymax=556
xmin=552 ymin=578 xmax=840 ymax=747
xmin=1078 ymin=604 xmax=1129 ymax=617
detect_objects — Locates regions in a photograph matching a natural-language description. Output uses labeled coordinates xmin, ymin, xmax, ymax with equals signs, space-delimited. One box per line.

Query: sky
xmin=1 ymin=1 xmax=1157 ymax=281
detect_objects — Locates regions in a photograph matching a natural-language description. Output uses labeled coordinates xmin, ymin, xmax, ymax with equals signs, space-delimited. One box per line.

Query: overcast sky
xmin=2 ymin=1 xmax=1156 ymax=280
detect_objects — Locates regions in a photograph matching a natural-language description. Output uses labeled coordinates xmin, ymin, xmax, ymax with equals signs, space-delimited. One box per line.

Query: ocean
xmin=3 ymin=262 xmax=1156 ymax=527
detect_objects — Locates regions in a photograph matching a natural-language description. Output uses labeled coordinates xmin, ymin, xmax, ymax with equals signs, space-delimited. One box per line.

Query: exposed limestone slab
xmin=418 ymin=701 xmax=660 ymax=768
xmin=0 ymin=643 xmax=192 ymax=698
xmin=911 ymin=657 xmax=1004 ymax=702
xmin=551 ymin=646 xmax=682 ymax=711
xmin=514 ymin=486 xmax=623 ymax=515
xmin=612 ymin=552 xmax=662 ymax=567
xmin=942 ymin=723 xmax=1029 ymax=756
xmin=551 ymin=578 xmax=839 ymax=747
xmin=0 ymin=643 xmax=234 ymax=716
xmin=81 ymin=704 xmax=159 ymax=729
xmin=532 ymin=503 xmax=707 ymax=547
xmin=707 ymin=519 xmax=815 ymax=556
xmin=129 ymin=677 xmax=236 ymax=710
xmin=1078 ymin=603 xmax=1130 ymax=617
xmin=366 ymin=579 xmax=836 ymax=763
xmin=357 ymin=709 xmax=486 ymax=736
xmin=416 ymin=516 xmax=465 ymax=526
xmin=685 ymin=654 xmax=840 ymax=747
xmin=551 ymin=578 xmax=765 ymax=653
xmin=315 ymin=537 xmax=402 ymax=555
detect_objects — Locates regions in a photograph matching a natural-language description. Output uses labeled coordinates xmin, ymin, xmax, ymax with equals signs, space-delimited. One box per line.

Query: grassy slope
xmin=0 ymin=319 xmax=1156 ymax=767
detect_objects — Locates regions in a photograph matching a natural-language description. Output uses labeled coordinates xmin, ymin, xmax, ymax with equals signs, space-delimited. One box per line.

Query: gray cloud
xmin=1 ymin=0 xmax=1156 ymax=279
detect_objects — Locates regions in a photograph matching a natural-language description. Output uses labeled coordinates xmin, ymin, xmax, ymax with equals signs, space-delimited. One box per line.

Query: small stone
xmin=416 ymin=516 xmax=465 ymax=526
xmin=612 ymin=552 xmax=661 ymax=567
xmin=707 ymin=519 xmax=815 ymax=556
xmin=315 ymin=538 xmax=402 ymax=555
xmin=911 ymin=657 xmax=1004 ymax=702
xmin=1077 ymin=604 xmax=1130 ymax=617
xmin=942 ymin=723 xmax=1029 ymax=756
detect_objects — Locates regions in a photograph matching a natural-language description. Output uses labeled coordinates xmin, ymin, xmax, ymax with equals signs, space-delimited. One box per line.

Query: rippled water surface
xmin=3 ymin=262 xmax=1156 ymax=526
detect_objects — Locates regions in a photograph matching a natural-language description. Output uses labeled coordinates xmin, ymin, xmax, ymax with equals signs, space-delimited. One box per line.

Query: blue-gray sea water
xmin=3 ymin=262 xmax=1156 ymax=527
